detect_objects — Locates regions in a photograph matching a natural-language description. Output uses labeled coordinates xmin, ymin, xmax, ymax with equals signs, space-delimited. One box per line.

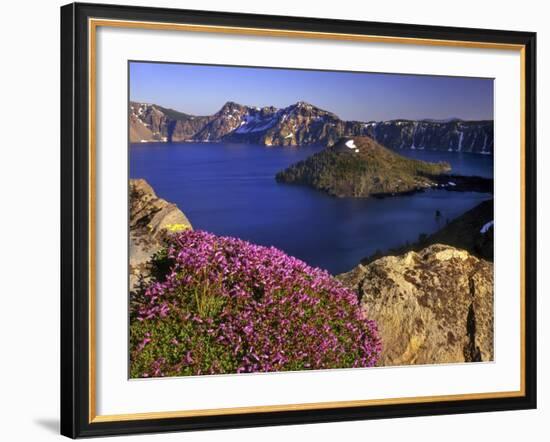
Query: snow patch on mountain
xmin=235 ymin=113 xmax=277 ymax=134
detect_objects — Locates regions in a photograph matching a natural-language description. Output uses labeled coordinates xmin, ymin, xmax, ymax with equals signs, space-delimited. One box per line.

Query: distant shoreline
xmin=129 ymin=139 xmax=495 ymax=156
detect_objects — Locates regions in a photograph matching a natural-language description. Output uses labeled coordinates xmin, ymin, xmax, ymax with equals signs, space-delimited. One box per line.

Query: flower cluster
xmin=130 ymin=230 xmax=381 ymax=378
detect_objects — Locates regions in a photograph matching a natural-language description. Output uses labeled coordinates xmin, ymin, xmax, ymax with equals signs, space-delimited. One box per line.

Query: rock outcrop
xmin=129 ymin=179 xmax=192 ymax=292
xmin=339 ymin=244 xmax=493 ymax=366
xmin=129 ymin=100 xmax=494 ymax=153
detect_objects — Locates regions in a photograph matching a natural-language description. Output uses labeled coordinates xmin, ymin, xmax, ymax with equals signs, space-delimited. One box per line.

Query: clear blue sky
xmin=130 ymin=61 xmax=493 ymax=121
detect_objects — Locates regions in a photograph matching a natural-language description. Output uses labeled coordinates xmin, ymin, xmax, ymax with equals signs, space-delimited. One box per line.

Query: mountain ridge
xmin=130 ymin=100 xmax=494 ymax=154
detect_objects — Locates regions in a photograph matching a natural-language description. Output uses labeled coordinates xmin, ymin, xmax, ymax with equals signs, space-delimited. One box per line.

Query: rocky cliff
xmin=129 ymin=179 xmax=192 ymax=292
xmin=362 ymin=119 xmax=493 ymax=154
xmin=276 ymin=137 xmax=451 ymax=197
xmin=129 ymin=102 xmax=212 ymax=143
xmin=129 ymin=101 xmax=493 ymax=153
xmin=339 ymin=244 xmax=493 ymax=366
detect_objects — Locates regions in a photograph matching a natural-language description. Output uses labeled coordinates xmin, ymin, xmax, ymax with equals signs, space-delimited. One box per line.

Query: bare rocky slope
xmin=129 ymin=100 xmax=493 ymax=153
xmin=129 ymin=179 xmax=192 ymax=293
xmin=338 ymin=244 xmax=494 ymax=366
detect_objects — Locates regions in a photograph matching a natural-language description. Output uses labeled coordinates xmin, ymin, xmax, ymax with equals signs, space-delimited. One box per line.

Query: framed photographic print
xmin=60 ymin=2 xmax=537 ymax=438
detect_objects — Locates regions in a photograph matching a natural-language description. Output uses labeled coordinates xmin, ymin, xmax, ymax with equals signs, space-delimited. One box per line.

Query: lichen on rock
xmin=339 ymin=243 xmax=493 ymax=366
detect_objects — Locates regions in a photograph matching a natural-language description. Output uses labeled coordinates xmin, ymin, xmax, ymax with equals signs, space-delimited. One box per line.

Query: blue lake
xmin=397 ymin=149 xmax=494 ymax=179
xmin=130 ymin=142 xmax=493 ymax=274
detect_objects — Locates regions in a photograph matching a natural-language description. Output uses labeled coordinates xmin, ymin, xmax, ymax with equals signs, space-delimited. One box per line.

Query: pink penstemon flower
xmin=131 ymin=230 xmax=381 ymax=377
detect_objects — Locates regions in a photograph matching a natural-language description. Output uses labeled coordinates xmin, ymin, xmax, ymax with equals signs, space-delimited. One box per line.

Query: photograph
xmin=54 ymin=1 xmax=537 ymax=438
xmin=0 ymin=0 xmax=542 ymax=439
xmin=128 ymin=62 xmax=495 ymax=378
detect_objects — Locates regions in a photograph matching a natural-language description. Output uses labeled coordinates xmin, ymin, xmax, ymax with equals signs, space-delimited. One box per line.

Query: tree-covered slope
xmin=276 ymin=136 xmax=451 ymax=197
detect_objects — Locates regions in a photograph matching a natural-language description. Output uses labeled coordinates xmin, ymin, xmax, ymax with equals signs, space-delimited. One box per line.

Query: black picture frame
xmin=61 ymin=2 xmax=537 ymax=438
